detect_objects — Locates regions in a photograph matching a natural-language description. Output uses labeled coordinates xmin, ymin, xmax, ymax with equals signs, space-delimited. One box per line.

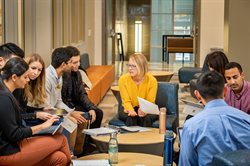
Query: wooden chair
xmin=162 ymin=35 xmax=193 ymax=65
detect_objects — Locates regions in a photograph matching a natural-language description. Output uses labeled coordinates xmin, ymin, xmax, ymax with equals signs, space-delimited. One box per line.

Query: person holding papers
xmin=118 ymin=53 xmax=158 ymax=127
xmin=0 ymin=57 xmax=71 ymax=165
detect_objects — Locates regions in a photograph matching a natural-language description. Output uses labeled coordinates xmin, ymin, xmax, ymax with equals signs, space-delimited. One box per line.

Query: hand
xmin=36 ymin=112 xmax=55 ymax=121
xmin=127 ymin=110 xmax=137 ymax=117
xmin=43 ymin=106 xmax=55 ymax=112
xmin=138 ymin=108 xmax=146 ymax=117
xmin=41 ymin=116 xmax=59 ymax=129
xmin=70 ymin=111 xmax=88 ymax=124
xmin=89 ymin=110 xmax=96 ymax=123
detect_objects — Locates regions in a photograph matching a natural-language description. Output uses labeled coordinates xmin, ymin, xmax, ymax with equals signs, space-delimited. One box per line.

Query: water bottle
xmin=159 ymin=107 xmax=167 ymax=134
xmin=108 ymin=132 xmax=118 ymax=164
xmin=163 ymin=130 xmax=174 ymax=166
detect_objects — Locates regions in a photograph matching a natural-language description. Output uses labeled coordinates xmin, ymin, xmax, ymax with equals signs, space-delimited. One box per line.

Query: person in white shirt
xmin=45 ymin=47 xmax=87 ymax=155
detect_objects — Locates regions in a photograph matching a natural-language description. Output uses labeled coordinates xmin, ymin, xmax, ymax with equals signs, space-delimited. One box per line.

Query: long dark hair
xmin=0 ymin=57 xmax=29 ymax=112
xmin=207 ymin=51 xmax=229 ymax=77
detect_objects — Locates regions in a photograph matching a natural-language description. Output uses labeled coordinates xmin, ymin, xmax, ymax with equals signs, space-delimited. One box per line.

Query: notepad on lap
xmin=35 ymin=123 xmax=62 ymax=135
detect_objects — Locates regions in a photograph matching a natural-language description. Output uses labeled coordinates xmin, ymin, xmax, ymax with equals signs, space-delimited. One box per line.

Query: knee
xmin=95 ymin=108 xmax=103 ymax=118
xmin=51 ymin=151 xmax=69 ymax=166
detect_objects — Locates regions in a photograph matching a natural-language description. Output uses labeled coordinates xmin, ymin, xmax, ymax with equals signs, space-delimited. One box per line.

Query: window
xmin=150 ymin=0 xmax=194 ymax=62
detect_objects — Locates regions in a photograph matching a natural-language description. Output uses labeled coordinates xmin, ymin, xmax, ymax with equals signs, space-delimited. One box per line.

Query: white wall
xmin=24 ymin=0 xmax=53 ymax=66
xmin=199 ymin=0 xmax=225 ymax=66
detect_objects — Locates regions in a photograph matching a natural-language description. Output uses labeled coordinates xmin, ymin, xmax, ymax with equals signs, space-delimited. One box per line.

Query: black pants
xmin=89 ymin=108 xmax=103 ymax=128
xmin=118 ymin=106 xmax=158 ymax=127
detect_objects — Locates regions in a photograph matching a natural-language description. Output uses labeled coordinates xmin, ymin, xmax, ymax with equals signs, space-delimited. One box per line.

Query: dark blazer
xmin=62 ymin=71 xmax=97 ymax=112
xmin=0 ymin=90 xmax=32 ymax=155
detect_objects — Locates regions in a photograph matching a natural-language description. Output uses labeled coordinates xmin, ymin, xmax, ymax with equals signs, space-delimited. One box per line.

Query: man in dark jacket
xmin=62 ymin=46 xmax=103 ymax=129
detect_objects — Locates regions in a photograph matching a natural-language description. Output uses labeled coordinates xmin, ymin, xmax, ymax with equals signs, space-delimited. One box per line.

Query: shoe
xmin=71 ymin=154 xmax=77 ymax=159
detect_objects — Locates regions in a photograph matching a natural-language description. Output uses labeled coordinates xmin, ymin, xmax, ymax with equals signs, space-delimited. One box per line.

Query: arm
xmin=178 ymin=126 xmax=198 ymax=166
xmin=145 ymin=75 xmax=158 ymax=103
xmin=118 ymin=75 xmax=137 ymax=116
xmin=0 ymin=95 xmax=32 ymax=142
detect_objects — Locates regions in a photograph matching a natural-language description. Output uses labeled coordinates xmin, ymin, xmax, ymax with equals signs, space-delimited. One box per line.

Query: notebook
xmin=35 ymin=123 xmax=62 ymax=135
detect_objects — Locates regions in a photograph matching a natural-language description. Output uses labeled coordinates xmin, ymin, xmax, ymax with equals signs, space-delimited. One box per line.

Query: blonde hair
xmin=24 ymin=53 xmax=47 ymax=106
xmin=129 ymin=53 xmax=148 ymax=78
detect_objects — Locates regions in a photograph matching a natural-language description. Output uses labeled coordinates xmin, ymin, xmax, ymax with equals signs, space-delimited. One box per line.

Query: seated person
xmin=62 ymin=46 xmax=103 ymax=129
xmin=0 ymin=43 xmax=24 ymax=70
xmin=118 ymin=53 xmax=158 ymax=127
xmin=179 ymin=71 xmax=250 ymax=166
xmin=207 ymin=51 xmax=229 ymax=80
xmin=14 ymin=53 xmax=55 ymax=125
xmin=0 ymin=57 xmax=70 ymax=165
xmin=46 ymin=47 xmax=87 ymax=155
xmin=224 ymin=62 xmax=250 ymax=114
xmin=186 ymin=51 xmax=229 ymax=120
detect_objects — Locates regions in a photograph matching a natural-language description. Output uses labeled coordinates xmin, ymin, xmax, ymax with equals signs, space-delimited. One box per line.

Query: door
xmin=193 ymin=0 xmax=201 ymax=67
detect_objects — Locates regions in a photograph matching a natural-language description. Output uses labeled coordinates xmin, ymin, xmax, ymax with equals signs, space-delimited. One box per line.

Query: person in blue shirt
xmin=179 ymin=71 xmax=250 ymax=166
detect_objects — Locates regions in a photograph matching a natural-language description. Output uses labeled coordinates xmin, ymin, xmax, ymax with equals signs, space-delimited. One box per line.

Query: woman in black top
xmin=0 ymin=57 xmax=71 ymax=166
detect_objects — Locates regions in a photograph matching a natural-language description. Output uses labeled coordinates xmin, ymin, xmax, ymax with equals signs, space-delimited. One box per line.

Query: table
xmin=79 ymin=152 xmax=165 ymax=166
xmin=110 ymin=85 xmax=120 ymax=101
xmin=149 ymin=71 xmax=174 ymax=82
xmin=92 ymin=128 xmax=176 ymax=156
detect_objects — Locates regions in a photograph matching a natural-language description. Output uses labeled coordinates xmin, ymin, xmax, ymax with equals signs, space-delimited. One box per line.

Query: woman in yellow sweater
xmin=118 ymin=53 xmax=158 ymax=127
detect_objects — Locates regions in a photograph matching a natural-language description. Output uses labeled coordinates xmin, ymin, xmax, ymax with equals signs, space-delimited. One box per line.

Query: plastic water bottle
xmin=108 ymin=132 xmax=118 ymax=164
xmin=163 ymin=130 xmax=174 ymax=166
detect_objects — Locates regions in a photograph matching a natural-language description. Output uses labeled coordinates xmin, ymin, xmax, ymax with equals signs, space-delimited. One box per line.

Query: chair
xmin=109 ymin=82 xmax=179 ymax=132
xmin=162 ymin=35 xmax=193 ymax=64
xmin=80 ymin=53 xmax=90 ymax=70
xmin=211 ymin=149 xmax=250 ymax=166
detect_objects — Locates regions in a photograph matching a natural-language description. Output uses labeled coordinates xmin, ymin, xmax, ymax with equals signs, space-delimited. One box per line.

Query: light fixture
xmin=135 ymin=21 xmax=142 ymax=53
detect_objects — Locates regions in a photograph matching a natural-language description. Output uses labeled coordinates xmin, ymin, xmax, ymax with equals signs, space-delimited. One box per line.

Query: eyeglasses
xmin=126 ymin=64 xmax=136 ymax=68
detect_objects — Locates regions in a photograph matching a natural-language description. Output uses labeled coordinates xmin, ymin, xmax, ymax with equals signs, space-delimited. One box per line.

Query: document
xmin=137 ymin=97 xmax=159 ymax=115
xmin=72 ymin=159 xmax=110 ymax=166
xmin=181 ymin=99 xmax=204 ymax=116
xmin=83 ymin=127 xmax=117 ymax=137
xmin=61 ymin=116 xmax=77 ymax=133
xmin=120 ymin=126 xmax=151 ymax=132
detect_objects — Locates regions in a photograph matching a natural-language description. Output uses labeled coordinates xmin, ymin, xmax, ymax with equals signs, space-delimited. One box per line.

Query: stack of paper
xmin=120 ymin=126 xmax=151 ymax=132
xmin=83 ymin=127 xmax=117 ymax=136
xmin=72 ymin=159 xmax=110 ymax=166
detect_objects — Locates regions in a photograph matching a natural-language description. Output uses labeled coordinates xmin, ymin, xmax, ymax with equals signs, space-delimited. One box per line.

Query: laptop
xmin=181 ymin=99 xmax=204 ymax=116
xmin=177 ymin=127 xmax=183 ymax=143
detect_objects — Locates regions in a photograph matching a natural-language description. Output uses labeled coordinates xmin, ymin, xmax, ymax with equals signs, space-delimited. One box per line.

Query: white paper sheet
xmin=83 ymin=127 xmax=117 ymax=136
xmin=120 ymin=126 xmax=151 ymax=132
xmin=61 ymin=116 xmax=77 ymax=133
xmin=72 ymin=159 xmax=110 ymax=166
xmin=137 ymin=97 xmax=159 ymax=115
